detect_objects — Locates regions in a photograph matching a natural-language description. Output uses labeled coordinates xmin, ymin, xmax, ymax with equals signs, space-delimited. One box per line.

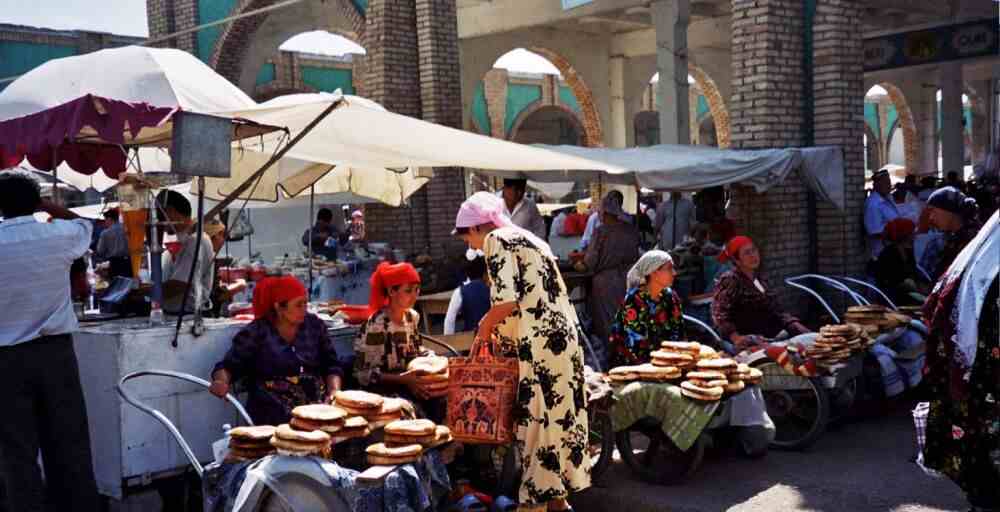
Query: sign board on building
xmin=864 ymin=19 xmax=999 ymax=72
xmin=562 ymin=0 xmax=593 ymax=10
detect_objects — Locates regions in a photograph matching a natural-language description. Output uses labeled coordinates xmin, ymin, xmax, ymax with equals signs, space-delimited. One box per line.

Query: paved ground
xmin=570 ymin=407 xmax=966 ymax=512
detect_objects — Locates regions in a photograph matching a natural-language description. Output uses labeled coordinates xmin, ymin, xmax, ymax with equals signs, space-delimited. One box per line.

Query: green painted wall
xmin=472 ymin=82 xmax=490 ymax=134
xmin=696 ymin=95 xmax=709 ymax=122
xmin=559 ymin=85 xmax=580 ymax=112
xmin=351 ymin=0 xmax=367 ymax=13
xmin=255 ymin=63 xmax=276 ymax=86
xmin=301 ymin=66 xmax=354 ymax=94
xmin=504 ymin=84 xmax=541 ymax=136
xmin=864 ymin=102 xmax=880 ymax=136
xmin=198 ymin=0 xmax=237 ymax=61
xmin=0 ymin=42 xmax=76 ymax=91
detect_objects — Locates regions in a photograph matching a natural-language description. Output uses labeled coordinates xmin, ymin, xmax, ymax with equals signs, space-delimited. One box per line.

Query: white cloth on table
xmin=724 ymin=387 xmax=775 ymax=428
xmin=0 ymin=215 xmax=91 ymax=346
xmin=864 ymin=192 xmax=901 ymax=260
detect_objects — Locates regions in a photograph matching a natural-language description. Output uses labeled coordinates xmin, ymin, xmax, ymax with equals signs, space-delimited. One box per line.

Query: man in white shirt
xmin=95 ymin=208 xmax=132 ymax=278
xmin=863 ymin=169 xmax=901 ymax=262
xmin=654 ymin=191 xmax=697 ymax=250
xmin=0 ymin=170 xmax=100 ymax=511
xmin=501 ymin=179 xmax=546 ymax=239
xmin=155 ymin=190 xmax=215 ymax=314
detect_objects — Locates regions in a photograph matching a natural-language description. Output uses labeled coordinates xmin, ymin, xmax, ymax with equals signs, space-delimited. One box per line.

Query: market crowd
xmin=0 ymin=159 xmax=997 ymax=511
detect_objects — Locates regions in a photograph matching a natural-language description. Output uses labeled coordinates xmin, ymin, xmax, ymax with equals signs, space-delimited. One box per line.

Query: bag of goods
xmin=446 ymin=338 xmax=517 ymax=445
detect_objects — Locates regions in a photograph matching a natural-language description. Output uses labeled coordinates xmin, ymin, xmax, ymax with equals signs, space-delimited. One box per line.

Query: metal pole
xmin=308 ymin=184 xmax=315 ymax=296
xmin=205 ymin=99 xmax=343 ymax=220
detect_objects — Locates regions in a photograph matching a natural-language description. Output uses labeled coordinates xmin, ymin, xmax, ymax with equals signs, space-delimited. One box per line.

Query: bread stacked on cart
xmin=227 ymin=425 xmax=277 ymax=461
xmin=270 ymin=423 xmax=332 ymax=457
xmin=608 ymin=340 xmax=763 ymax=402
xmin=805 ymin=323 xmax=875 ymax=368
xmin=843 ymin=305 xmax=911 ymax=336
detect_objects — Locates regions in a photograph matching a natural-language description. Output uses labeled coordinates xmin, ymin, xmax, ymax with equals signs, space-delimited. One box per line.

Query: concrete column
xmin=608 ymin=55 xmax=628 ymax=148
xmin=902 ymin=80 xmax=939 ymax=176
xmin=969 ymin=79 xmax=991 ymax=164
xmin=652 ymin=0 xmax=690 ymax=145
xmin=940 ymin=62 xmax=965 ymax=176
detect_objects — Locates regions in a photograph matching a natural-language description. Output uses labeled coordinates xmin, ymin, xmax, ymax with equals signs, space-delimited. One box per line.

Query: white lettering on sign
xmin=953 ymin=24 xmax=996 ymax=56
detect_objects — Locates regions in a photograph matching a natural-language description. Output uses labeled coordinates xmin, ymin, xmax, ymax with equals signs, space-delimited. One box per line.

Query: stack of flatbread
xmin=407 ymin=355 xmax=450 ymax=398
xmin=270 ymin=424 xmax=331 ymax=457
xmin=290 ymin=404 xmax=348 ymax=436
xmin=806 ymin=323 xmax=874 ymax=367
xmin=366 ymin=398 xmax=407 ymax=429
xmin=844 ymin=306 xmax=911 ymax=335
xmin=331 ymin=416 xmax=372 ymax=444
xmin=227 ymin=426 xmax=277 ymax=461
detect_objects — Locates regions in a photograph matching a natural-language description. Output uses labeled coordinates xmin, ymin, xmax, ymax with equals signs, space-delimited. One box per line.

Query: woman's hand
xmin=209 ymin=379 xmax=230 ymax=399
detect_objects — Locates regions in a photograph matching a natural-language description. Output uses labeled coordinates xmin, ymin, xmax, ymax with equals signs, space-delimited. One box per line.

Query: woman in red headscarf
xmin=710 ymin=236 xmax=810 ymax=352
xmin=209 ymin=275 xmax=343 ymax=425
xmin=873 ymin=217 xmax=928 ymax=305
xmin=352 ymin=262 xmax=441 ymax=414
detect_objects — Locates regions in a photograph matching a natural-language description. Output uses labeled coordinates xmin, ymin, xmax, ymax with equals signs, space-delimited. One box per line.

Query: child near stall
xmin=352 ymin=261 xmax=446 ymax=421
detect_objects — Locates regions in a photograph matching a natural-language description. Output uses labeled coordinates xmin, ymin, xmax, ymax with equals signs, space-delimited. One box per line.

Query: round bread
xmin=367 ymin=453 xmax=422 ymax=466
xmin=343 ymin=416 xmax=370 ymax=429
xmin=274 ymin=424 xmax=331 ymax=444
xmin=229 ymin=445 xmax=276 ymax=458
xmin=229 ymin=425 xmax=277 ymax=442
xmin=695 ymin=358 xmax=737 ymax=371
xmin=407 ymin=356 xmax=449 ymax=375
xmin=385 ymin=419 xmax=436 ymax=437
xmin=292 ymin=404 xmax=348 ymax=423
xmin=385 ymin=432 xmax=437 ymax=445
xmin=366 ymin=442 xmax=423 ymax=458
xmin=680 ymin=387 xmax=723 ymax=401
xmin=609 ymin=373 xmax=637 ymax=383
xmin=724 ymin=380 xmax=746 ymax=394
xmin=686 ymin=370 xmax=727 ymax=381
xmin=338 ymin=403 xmax=383 ymax=416
xmin=334 ymin=390 xmax=384 ymax=411
xmin=230 ymin=437 xmax=274 ymax=451
xmin=367 ymin=410 xmax=404 ymax=424
xmin=609 ymin=366 xmax=641 ymax=380
xmin=331 ymin=428 xmax=371 ymax=443
xmin=698 ymin=345 xmax=719 ymax=359
xmin=660 ymin=341 xmax=701 ymax=354
xmin=417 ymin=372 xmax=450 ymax=383
xmin=815 ymin=335 xmax=847 ymax=344
xmin=650 ymin=350 xmax=694 ymax=363
xmin=270 ymin=436 xmax=328 ymax=454
xmin=680 ymin=380 xmax=724 ymax=398
xmin=688 ymin=378 xmax=729 ymax=388
xmin=377 ymin=397 xmax=406 ymax=415
xmin=746 ymin=367 xmax=763 ymax=383
xmin=290 ymin=417 xmax=342 ymax=434
xmin=434 ymin=425 xmax=451 ymax=441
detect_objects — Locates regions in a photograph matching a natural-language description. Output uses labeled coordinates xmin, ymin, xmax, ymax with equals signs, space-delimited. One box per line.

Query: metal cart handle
xmin=117 ymin=370 xmax=254 ymax=477
xmin=835 ymin=276 xmax=898 ymax=310
xmin=683 ymin=314 xmax=722 ymax=343
xmin=418 ymin=334 xmax=462 ymax=357
xmin=784 ymin=276 xmax=841 ymax=324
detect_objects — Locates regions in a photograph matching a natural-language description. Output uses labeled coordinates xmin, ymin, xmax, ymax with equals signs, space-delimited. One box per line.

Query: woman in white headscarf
xmin=607 ymin=251 xmax=684 ymax=368
xmin=453 ymin=192 xmax=589 ymax=512
xmin=921 ymin=211 xmax=998 ymax=511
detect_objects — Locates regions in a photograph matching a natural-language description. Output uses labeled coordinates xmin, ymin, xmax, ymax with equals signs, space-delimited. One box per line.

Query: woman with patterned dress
xmin=607 ymin=250 xmax=685 ymax=367
xmin=921 ymin=211 xmax=999 ymax=511
xmin=352 ymin=262 xmax=445 ymax=420
xmin=210 ymin=276 xmax=342 ymax=425
xmin=453 ymin=192 xmax=590 ymax=512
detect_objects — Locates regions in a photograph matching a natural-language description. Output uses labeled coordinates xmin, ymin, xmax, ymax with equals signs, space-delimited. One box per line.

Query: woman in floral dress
xmin=922 ymin=211 xmax=999 ymax=511
xmin=454 ymin=192 xmax=590 ymax=512
xmin=607 ymin=251 xmax=685 ymax=367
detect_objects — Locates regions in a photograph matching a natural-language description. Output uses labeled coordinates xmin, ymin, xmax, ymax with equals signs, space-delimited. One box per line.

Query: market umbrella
xmin=0 ymin=46 xmax=273 ymax=177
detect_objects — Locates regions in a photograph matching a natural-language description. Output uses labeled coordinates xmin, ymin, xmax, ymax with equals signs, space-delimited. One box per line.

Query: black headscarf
xmin=927 ymin=186 xmax=978 ymax=221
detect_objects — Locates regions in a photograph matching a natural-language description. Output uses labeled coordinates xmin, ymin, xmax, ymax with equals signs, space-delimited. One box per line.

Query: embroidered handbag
xmin=446 ymin=337 xmax=518 ymax=445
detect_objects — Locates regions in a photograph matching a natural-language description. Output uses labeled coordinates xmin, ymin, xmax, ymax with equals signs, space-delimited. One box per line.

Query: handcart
xmin=611 ymin=316 xmax=773 ymax=485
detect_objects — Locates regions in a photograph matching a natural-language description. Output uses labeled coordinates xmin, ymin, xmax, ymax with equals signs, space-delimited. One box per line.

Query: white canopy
xmin=0 ymin=46 xmax=255 ymax=121
xmin=478 ymin=144 xmax=846 ymax=210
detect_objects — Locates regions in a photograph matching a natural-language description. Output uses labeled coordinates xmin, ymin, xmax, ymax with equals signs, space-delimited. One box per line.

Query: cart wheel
xmin=587 ymin=406 xmax=614 ymax=485
xmin=752 ymin=360 xmax=830 ymax=451
xmin=829 ymin=376 xmax=860 ymax=422
xmin=615 ymin=417 xmax=706 ymax=485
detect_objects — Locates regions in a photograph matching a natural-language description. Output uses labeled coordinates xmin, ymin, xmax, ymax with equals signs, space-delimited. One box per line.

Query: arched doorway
xmin=509 ymin=105 xmax=584 ymax=145
xmin=865 ymin=83 xmax=918 ymax=172
xmin=632 ymin=64 xmax=731 ymax=148
xmin=251 ymin=30 xmax=364 ymax=101
xmin=208 ymin=0 xmax=365 ymax=93
xmin=471 ymin=48 xmax=602 ymax=147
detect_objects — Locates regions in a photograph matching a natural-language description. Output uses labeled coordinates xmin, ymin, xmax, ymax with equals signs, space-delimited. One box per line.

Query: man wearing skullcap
xmin=864 ymin=168 xmax=901 ymax=264
xmin=501 ymin=178 xmax=546 ymax=240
